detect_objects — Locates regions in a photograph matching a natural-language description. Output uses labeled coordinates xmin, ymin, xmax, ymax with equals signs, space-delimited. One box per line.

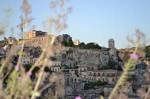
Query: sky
xmin=0 ymin=0 xmax=150 ymax=48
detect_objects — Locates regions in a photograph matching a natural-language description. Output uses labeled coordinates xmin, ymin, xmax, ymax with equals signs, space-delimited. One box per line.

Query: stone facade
xmin=4 ymin=31 xmax=150 ymax=99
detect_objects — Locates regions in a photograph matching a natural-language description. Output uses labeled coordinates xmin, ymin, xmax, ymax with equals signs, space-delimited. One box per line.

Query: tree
xmin=62 ymin=39 xmax=74 ymax=47
xmin=84 ymin=80 xmax=107 ymax=90
xmin=78 ymin=42 xmax=86 ymax=48
xmin=85 ymin=42 xmax=101 ymax=49
xmin=144 ymin=45 xmax=150 ymax=60
xmin=78 ymin=42 xmax=101 ymax=49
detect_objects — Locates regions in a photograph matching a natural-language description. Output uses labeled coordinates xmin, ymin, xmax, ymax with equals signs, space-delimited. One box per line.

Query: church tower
xmin=108 ymin=38 xmax=118 ymax=62
xmin=108 ymin=39 xmax=115 ymax=49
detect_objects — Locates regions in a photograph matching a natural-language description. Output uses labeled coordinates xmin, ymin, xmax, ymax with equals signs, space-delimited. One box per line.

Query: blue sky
xmin=0 ymin=0 xmax=150 ymax=48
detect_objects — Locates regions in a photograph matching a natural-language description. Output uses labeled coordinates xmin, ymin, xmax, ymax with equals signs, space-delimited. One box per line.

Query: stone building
xmin=8 ymin=32 xmax=124 ymax=99
xmin=100 ymin=48 xmax=109 ymax=66
xmin=73 ymin=40 xmax=80 ymax=46
xmin=19 ymin=30 xmax=55 ymax=48
xmin=86 ymin=70 xmax=121 ymax=84
xmin=108 ymin=38 xmax=115 ymax=49
xmin=24 ymin=30 xmax=48 ymax=39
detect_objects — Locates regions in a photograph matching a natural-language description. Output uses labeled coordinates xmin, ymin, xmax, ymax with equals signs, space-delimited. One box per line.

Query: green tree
xmin=144 ymin=45 xmax=150 ymax=60
xmin=85 ymin=42 xmax=101 ymax=49
xmin=62 ymin=39 xmax=74 ymax=47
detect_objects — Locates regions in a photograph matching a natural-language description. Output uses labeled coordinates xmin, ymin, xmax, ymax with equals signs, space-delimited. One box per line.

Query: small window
xmin=102 ymin=72 xmax=104 ymax=76
xmin=102 ymin=78 xmax=105 ymax=81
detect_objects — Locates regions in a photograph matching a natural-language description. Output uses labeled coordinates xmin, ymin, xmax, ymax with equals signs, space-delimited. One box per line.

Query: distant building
xmin=108 ymin=39 xmax=118 ymax=62
xmin=108 ymin=38 xmax=115 ymax=49
xmin=24 ymin=30 xmax=48 ymax=39
xmin=100 ymin=48 xmax=109 ymax=66
xmin=20 ymin=30 xmax=55 ymax=48
xmin=73 ymin=40 xmax=80 ymax=46
xmin=4 ymin=37 xmax=17 ymax=45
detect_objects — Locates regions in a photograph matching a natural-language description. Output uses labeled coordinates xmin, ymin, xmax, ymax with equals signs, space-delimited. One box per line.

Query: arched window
xmin=90 ymin=72 xmax=92 ymax=76
xmin=71 ymin=78 xmax=73 ymax=83
xmin=66 ymin=78 xmax=69 ymax=86
xmin=102 ymin=77 xmax=105 ymax=81
xmin=112 ymin=78 xmax=115 ymax=82
xmin=74 ymin=78 xmax=76 ymax=83
xmin=102 ymin=72 xmax=104 ymax=76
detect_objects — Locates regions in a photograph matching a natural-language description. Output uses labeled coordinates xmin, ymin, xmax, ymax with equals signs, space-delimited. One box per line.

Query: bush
xmin=84 ymin=80 xmax=107 ymax=90
xmin=85 ymin=42 xmax=101 ymax=49
xmin=144 ymin=45 xmax=150 ymax=60
xmin=78 ymin=42 xmax=101 ymax=49
xmin=62 ymin=39 xmax=74 ymax=47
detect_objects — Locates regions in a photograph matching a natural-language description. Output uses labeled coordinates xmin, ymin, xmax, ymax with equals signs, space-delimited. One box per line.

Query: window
xmin=102 ymin=72 xmax=104 ymax=76
xmin=89 ymin=72 xmax=92 ymax=76
xmin=71 ymin=78 xmax=73 ymax=83
xmin=74 ymin=78 xmax=76 ymax=82
xmin=112 ymin=78 xmax=115 ymax=82
xmin=66 ymin=78 xmax=69 ymax=86
xmin=102 ymin=78 xmax=105 ymax=81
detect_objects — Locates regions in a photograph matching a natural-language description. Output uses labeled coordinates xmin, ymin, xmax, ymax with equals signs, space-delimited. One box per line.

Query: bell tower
xmin=108 ymin=38 xmax=118 ymax=62
xmin=108 ymin=39 xmax=115 ymax=49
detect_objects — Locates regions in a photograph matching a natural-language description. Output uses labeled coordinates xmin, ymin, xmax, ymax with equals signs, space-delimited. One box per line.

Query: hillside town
xmin=0 ymin=30 xmax=150 ymax=99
